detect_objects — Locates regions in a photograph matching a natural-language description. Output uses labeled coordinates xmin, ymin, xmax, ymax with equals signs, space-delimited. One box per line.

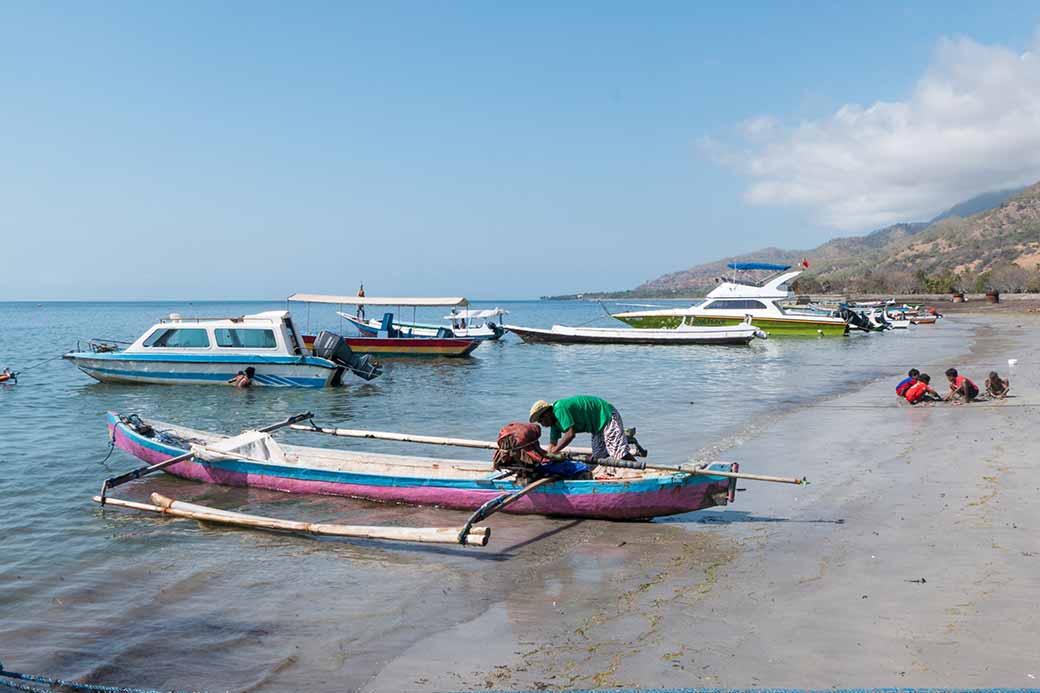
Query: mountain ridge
xmin=556 ymin=184 xmax=1039 ymax=298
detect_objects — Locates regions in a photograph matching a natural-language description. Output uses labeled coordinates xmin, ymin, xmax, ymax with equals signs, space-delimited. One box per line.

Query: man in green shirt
xmin=528 ymin=395 xmax=631 ymax=461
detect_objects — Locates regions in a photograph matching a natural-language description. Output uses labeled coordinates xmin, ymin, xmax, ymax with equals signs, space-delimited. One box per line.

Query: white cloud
xmin=704 ymin=34 xmax=1040 ymax=230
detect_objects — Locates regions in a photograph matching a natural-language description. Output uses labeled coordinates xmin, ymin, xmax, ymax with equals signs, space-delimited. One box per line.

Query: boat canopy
xmin=726 ymin=263 xmax=791 ymax=271
xmin=443 ymin=308 xmax=508 ymax=320
xmin=289 ymin=293 xmax=469 ymax=307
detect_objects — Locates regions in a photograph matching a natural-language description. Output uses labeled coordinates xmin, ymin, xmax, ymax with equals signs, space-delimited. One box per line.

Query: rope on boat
xmin=0 ymin=662 xmax=203 ymax=693
xmin=96 ymin=434 xmax=117 ymax=471
xmin=2 ymin=354 xmax=65 ymax=382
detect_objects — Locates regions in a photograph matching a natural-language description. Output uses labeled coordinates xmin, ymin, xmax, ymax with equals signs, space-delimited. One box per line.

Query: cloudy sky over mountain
xmin=704 ymin=32 xmax=1040 ymax=231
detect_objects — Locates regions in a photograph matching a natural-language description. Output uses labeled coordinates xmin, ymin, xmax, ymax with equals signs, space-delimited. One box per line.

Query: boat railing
xmin=158 ymin=315 xmax=260 ymax=324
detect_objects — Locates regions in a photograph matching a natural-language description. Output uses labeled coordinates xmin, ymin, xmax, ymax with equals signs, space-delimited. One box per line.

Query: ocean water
xmin=0 ymin=299 xmax=971 ymax=690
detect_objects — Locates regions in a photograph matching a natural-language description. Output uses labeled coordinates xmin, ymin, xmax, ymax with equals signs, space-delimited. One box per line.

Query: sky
xmin=2 ymin=2 xmax=1040 ymax=300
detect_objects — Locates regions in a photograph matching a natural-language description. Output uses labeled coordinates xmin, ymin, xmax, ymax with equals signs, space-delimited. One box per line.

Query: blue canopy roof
xmin=726 ymin=262 xmax=791 ymax=271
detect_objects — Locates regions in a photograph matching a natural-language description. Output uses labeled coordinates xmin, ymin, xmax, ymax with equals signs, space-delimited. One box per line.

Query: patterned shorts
xmin=591 ymin=409 xmax=628 ymax=459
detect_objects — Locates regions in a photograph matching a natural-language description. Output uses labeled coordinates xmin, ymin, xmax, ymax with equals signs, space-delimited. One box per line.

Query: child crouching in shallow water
xmin=944 ymin=368 xmax=979 ymax=403
xmin=896 ymin=368 xmax=919 ymax=397
xmin=986 ymin=371 xmax=1010 ymax=399
xmin=904 ymin=373 xmax=942 ymax=405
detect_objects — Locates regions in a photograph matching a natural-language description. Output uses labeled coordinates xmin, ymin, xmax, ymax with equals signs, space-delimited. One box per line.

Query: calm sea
xmin=0 ymin=299 xmax=970 ymax=690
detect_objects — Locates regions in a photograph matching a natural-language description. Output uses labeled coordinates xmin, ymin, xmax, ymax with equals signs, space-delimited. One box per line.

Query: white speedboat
xmin=64 ymin=311 xmax=381 ymax=387
xmin=612 ymin=263 xmax=850 ymax=336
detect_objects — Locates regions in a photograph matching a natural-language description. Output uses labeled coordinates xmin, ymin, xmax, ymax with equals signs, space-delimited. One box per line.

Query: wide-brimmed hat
xmin=529 ymin=399 xmax=553 ymax=423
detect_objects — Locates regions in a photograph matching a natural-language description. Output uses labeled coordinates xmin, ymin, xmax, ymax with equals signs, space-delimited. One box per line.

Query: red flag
xmin=801 ymin=258 xmax=810 ymax=268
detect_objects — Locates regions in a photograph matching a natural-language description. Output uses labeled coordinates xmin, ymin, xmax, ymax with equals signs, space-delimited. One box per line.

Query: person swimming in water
xmin=228 ymin=366 xmax=256 ymax=388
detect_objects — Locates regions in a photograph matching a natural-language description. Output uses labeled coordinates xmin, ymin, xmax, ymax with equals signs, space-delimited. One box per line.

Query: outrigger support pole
xmin=458 ymin=476 xmax=559 ymax=545
xmin=99 ymin=412 xmax=315 ymax=504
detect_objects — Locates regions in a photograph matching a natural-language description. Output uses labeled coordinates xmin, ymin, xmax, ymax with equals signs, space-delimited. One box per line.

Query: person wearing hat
xmin=528 ymin=395 xmax=631 ymax=462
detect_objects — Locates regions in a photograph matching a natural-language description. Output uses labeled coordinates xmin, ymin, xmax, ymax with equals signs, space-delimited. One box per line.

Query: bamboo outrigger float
xmin=95 ymin=411 xmax=807 ymax=547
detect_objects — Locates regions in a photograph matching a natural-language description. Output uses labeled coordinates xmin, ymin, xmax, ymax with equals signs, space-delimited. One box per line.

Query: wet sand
xmin=366 ymin=315 xmax=1040 ymax=691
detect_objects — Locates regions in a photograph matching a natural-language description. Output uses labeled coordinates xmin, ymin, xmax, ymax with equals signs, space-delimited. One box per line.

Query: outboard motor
xmin=839 ymin=307 xmax=873 ymax=333
xmin=312 ymin=330 xmax=382 ymax=381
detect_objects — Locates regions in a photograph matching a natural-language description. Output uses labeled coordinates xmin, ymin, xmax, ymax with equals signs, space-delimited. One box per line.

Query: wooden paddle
xmin=94 ymin=492 xmax=490 ymax=547
xmin=99 ymin=412 xmax=315 ymax=503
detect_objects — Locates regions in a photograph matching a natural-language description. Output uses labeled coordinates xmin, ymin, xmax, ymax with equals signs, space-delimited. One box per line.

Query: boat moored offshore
xmin=612 ymin=263 xmax=850 ymax=336
xmin=63 ymin=311 xmax=381 ymax=387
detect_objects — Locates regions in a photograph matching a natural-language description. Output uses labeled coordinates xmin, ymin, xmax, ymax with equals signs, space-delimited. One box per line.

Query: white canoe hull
xmin=506 ymin=323 xmax=764 ymax=345
xmin=64 ymin=354 xmax=342 ymax=388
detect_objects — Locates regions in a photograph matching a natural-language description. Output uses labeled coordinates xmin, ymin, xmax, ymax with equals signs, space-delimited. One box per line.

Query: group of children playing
xmin=896 ymin=367 xmax=1009 ymax=405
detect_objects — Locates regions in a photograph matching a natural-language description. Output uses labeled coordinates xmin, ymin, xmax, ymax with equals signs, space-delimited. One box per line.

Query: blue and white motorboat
xmin=63 ymin=311 xmax=381 ymax=387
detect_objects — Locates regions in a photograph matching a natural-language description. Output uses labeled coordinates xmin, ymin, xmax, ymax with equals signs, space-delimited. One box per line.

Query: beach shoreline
xmin=363 ymin=313 xmax=1040 ymax=691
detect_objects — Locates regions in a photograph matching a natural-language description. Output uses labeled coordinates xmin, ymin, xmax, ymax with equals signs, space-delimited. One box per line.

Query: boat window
xmin=142 ymin=328 xmax=211 ymax=348
xmin=215 ymin=328 xmax=278 ymax=349
xmin=704 ymin=300 xmax=768 ymax=310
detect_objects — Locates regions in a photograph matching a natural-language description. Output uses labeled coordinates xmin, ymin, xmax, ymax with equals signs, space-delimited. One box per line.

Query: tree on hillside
xmin=987 ymin=263 xmax=1031 ymax=292
xmin=915 ymin=268 xmax=962 ymax=294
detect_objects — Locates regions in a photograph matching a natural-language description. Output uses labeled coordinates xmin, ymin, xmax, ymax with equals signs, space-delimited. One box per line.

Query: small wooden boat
xmin=105 ymin=412 xmax=741 ymax=520
xmin=302 ymin=330 xmax=480 ymax=358
xmin=289 ymin=293 xmax=482 ymax=358
xmin=505 ymin=322 xmax=766 ymax=345
xmin=339 ymin=308 xmax=508 ymax=341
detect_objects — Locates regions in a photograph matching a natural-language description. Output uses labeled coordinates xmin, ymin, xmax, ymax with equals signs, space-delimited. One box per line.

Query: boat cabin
xmin=125 ymin=311 xmax=307 ymax=357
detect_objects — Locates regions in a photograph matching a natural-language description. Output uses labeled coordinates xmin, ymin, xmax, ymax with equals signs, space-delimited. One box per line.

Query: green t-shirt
xmin=550 ymin=396 xmax=615 ymax=442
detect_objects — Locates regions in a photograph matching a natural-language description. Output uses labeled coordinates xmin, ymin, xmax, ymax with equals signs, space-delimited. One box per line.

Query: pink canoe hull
xmin=109 ymin=419 xmax=733 ymax=519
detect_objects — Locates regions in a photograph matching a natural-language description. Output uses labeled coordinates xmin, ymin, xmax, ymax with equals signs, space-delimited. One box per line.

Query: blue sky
xmin=3 ymin=2 xmax=1039 ymax=299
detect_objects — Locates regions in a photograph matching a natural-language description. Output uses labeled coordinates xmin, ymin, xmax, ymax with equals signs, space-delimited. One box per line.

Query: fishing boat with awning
xmin=612 ymin=263 xmax=850 ymax=336
xmin=340 ymin=307 xmax=508 ymax=341
xmin=288 ymin=294 xmax=482 ymax=358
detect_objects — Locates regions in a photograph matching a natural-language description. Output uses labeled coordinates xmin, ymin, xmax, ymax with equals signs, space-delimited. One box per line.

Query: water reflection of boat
xmin=612 ymin=263 xmax=850 ymax=336
xmin=63 ymin=311 xmax=379 ymax=387
xmin=104 ymin=412 xmax=740 ymax=520
xmin=505 ymin=322 xmax=766 ymax=345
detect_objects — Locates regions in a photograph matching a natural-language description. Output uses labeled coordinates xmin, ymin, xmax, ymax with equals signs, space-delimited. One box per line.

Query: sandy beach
xmin=365 ymin=313 xmax=1040 ymax=691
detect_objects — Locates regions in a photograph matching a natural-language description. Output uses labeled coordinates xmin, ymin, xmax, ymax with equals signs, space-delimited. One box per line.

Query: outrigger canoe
xmin=106 ymin=412 xmax=740 ymax=520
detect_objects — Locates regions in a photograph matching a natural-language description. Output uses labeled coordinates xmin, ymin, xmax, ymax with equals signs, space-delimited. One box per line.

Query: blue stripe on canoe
xmin=345 ymin=352 xmax=472 ymax=359
xmin=107 ymin=413 xmax=729 ymax=495
xmin=66 ymin=352 xmax=337 ymax=368
xmin=87 ymin=367 xmax=327 ymax=388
